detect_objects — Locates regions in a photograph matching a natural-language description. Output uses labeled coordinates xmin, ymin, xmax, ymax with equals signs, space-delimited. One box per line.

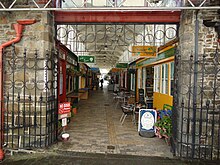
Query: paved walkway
xmin=2 ymin=85 xmax=219 ymax=164
xmin=52 ymin=85 xmax=173 ymax=158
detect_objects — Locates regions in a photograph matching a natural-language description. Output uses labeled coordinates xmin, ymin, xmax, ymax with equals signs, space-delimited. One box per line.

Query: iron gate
xmin=3 ymin=45 xmax=58 ymax=149
xmin=172 ymin=47 xmax=220 ymax=160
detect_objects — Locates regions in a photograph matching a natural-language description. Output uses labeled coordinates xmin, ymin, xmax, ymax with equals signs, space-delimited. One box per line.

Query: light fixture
xmin=104 ymin=45 xmax=108 ymax=50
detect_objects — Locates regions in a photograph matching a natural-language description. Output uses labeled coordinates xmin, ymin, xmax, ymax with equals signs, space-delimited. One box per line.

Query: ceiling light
xmin=104 ymin=45 xmax=108 ymax=50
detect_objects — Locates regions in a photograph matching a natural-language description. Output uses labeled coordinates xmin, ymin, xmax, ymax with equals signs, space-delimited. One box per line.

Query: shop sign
xmin=116 ymin=63 xmax=128 ymax=68
xmin=67 ymin=56 xmax=77 ymax=66
xmin=90 ymin=67 xmax=100 ymax=73
xmin=138 ymin=109 xmax=157 ymax=132
xmin=62 ymin=118 xmax=67 ymax=127
xmin=136 ymin=47 xmax=176 ymax=67
xmin=58 ymin=102 xmax=71 ymax=114
xmin=132 ymin=46 xmax=157 ymax=57
xmin=111 ymin=68 xmax=122 ymax=73
xmin=78 ymin=56 xmax=95 ymax=63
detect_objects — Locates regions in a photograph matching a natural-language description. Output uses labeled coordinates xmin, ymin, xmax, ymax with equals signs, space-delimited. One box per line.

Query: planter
xmin=165 ymin=137 xmax=171 ymax=146
xmin=72 ymin=107 xmax=77 ymax=114
xmin=61 ymin=133 xmax=70 ymax=141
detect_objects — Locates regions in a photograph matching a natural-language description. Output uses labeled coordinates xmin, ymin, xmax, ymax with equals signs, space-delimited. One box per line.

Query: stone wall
xmin=176 ymin=5 xmax=220 ymax=159
xmin=0 ymin=11 xmax=57 ymax=148
xmin=0 ymin=11 xmax=55 ymax=55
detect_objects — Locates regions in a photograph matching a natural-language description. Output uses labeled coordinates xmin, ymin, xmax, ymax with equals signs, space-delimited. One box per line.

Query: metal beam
xmin=55 ymin=11 xmax=181 ymax=24
xmin=0 ymin=0 xmax=215 ymax=11
xmin=1 ymin=7 xmax=220 ymax=11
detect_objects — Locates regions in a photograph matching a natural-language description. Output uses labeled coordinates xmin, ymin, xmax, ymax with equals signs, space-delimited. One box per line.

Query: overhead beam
xmin=55 ymin=11 xmax=181 ymax=24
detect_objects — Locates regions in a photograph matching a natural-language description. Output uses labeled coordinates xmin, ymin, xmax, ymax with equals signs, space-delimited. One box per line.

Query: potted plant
xmin=154 ymin=112 xmax=172 ymax=145
xmin=72 ymin=104 xmax=77 ymax=115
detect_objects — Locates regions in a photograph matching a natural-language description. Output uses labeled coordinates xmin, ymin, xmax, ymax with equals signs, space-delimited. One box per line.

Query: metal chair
xmin=133 ymin=102 xmax=146 ymax=126
xmin=120 ymin=104 xmax=135 ymax=125
xmin=114 ymin=92 xmax=126 ymax=109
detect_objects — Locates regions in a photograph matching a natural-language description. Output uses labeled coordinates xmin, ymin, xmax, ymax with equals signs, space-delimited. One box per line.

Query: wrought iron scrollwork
xmin=172 ymin=47 xmax=220 ymax=160
xmin=3 ymin=45 xmax=58 ymax=149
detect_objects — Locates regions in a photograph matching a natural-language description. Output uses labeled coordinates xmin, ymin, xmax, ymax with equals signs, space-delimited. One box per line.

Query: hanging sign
xmin=132 ymin=46 xmax=157 ymax=57
xmin=58 ymin=102 xmax=71 ymax=114
xmin=116 ymin=63 xmax=128 ymax=68
xmin=110 ymin=68 xmax=122 ymax=73
xmin=78 ymin=56 xmax=95 ymax=63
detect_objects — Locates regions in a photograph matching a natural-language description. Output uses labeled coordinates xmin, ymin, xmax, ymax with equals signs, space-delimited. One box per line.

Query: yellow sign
xmin=132 ymin=46 xmax=157 ymax=57
xmin=111 ymin=68 xmax=122 ymax=73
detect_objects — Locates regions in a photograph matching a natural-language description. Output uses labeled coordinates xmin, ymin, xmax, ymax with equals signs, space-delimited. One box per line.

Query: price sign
xmin=58 ymin=102 xmax=71 ymax=114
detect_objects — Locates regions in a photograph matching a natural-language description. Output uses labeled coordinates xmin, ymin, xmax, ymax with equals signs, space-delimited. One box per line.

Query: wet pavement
xmin=1 ymin=84 xmax=219 ymax=164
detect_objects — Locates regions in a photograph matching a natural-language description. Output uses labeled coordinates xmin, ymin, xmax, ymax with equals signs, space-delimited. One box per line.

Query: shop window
xmin=161 ymin=64 xmax=164 ymax=93
xmin=70 ymin=76 xmax=73 ymax=91
xmin=125 ymin=72 xmax=127 ymax=88
xmin=145 ymin=67 xmax=154 ymax=98
xmin=142 ymin=68 xmax=146 ymax=93
xmin=154 ymin=65 xmax=160 ymax=92
xmin=154 ymin=62 xmax=172 ymax=95
xmin=165 ymin=63 xmax=169 ymax=94
xmin=137 ymin=69 xmax=142 ymax=89
xmin=74 ymin=77 xmax=77 ymax=91
xmin=131 ymin=73 xmax=135 ymax=91
xmin=120 ymin=72 xmax=124 ymax=88
xmin=170 ymin=62 xmax=174 ymax=96
xmin=161 ymin=63 xmax=169 ymax=94
xmin=66 ymin=75 xmax=69 ymax=92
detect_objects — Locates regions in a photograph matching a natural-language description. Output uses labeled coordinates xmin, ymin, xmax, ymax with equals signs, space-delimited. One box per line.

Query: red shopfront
xmin=57 ymin=43 xmax=67 ymax=103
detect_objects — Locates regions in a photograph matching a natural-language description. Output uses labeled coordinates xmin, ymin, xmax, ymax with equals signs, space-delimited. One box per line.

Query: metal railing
xmin=172 ymin=48 xmax=220 ymax=160
xmin=3 ymin=45 xmax=58 ymax=149
xmin=56 ymin=23 xmax=178 ymax=68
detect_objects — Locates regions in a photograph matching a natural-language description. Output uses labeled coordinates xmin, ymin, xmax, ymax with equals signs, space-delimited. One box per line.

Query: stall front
xmin=136 ymin=45 xmax=176 ymax=110
xmin=115 ymin=63 xmax=129 ymax=91
xmin=90 ymin=67 xmax=101 ymax=90
xmin=56 ymin=41 xmax=79 ymax=136
xmin=108 ymin=68 xmax=124 ymax=92
xmin=128 ymin=58 xmax=144 ymax=101
xmin=78 ymin=63 xmax=90 ymax=100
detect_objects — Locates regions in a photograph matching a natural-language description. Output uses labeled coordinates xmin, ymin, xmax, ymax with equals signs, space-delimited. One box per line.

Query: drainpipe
xmin=0 ymin=19 xmax=36 ymax=160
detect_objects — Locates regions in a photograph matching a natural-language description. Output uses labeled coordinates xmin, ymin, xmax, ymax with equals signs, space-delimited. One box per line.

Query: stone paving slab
xmin=2 ymin=87 xmax=219 ymax=164
xmin=51 ymin=87 xmax=173 ymax=158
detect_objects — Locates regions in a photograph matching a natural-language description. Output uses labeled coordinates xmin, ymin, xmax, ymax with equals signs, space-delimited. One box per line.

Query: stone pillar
xmin=0 ymin=11 xmax=57 ymax=148
xmin=175 ymin=2 xmax=220 ymax=160
xmin=0 ymin=11 xmax=55 ymax=54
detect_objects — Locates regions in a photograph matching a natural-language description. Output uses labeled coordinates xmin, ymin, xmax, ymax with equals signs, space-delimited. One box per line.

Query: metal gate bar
xmin=3 ymin=45 xmax=58 ymax=149
xmin=172 ymin=47 xmax=220 ymax=160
